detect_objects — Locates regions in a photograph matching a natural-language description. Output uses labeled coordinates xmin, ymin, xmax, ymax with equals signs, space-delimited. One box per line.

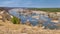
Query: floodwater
xmin=9 ymin=10 xmax=60 ymax=29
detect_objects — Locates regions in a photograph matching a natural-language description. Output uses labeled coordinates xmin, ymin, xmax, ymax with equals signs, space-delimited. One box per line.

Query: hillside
xmin=0 ymin=7 xmax=60 ymax=34
xmin=0 ymin=20 xmax=60 ymax=34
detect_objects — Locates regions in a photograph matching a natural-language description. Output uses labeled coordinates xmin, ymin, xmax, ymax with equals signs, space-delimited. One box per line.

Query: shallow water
xmin=9 ymin=10 xmax=59 ymax=29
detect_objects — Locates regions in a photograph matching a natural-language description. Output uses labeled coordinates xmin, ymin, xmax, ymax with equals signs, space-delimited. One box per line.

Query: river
xmin=8 ymin=9 xmax=59 ymax=29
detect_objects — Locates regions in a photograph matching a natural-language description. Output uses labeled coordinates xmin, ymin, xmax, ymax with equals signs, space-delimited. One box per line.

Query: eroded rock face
xmin=48 ymin=12 xmax=60 ymax=20
xmin=0 ymin=10 xmax=11 ymax=22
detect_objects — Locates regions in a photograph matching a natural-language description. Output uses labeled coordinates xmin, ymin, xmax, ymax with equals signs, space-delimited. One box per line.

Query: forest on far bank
xmin=29 ymin=8 xmax=60 ymax=12
xmin=0 ymin=7 xmax=60 ymax=12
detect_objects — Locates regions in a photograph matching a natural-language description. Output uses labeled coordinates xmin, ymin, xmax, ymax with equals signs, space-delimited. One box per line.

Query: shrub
xmin=11 ymin=16 xmax=20 ymax=24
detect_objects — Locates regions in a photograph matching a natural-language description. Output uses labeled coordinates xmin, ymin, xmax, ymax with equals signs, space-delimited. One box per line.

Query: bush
xmin=11 ymin=16 xmax=20 ymax=24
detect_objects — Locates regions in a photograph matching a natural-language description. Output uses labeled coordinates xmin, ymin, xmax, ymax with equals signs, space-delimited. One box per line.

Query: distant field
xmin=29 ymin=8 xmax=60 ymax=12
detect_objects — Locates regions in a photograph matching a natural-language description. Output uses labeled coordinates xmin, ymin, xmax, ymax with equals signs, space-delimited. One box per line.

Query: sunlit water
xmin=9 ymin=10 xmax=59 ymax=29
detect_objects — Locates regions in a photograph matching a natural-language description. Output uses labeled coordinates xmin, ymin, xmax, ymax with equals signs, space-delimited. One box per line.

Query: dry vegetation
xmin=0 ymin=20 xmax=60 ymax=34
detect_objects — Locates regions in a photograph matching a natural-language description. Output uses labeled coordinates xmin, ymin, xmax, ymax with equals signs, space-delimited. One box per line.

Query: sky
xmin=0 ymin=0 xmax=60 ymax=8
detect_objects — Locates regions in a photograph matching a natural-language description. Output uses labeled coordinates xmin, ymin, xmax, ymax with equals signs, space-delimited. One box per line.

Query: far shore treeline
xmin=0 ymin=7 xmax=60 ymax=12
xmin=29 ymin=8 xmax=60 ymax=12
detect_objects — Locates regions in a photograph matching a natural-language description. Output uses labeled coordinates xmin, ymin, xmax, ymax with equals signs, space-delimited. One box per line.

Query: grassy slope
xmin=0 ymin=20 xmax=60 ymax=34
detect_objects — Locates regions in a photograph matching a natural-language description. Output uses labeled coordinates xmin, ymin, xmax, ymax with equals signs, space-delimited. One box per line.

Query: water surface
xmin=9 ymin=10 xmax=59 ymax=29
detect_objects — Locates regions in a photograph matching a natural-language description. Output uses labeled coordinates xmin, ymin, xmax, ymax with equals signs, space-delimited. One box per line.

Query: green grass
xmin=29 ymin=8 xmax=60 ymax=12
xmin=11 ymin=16 xmax=21 ymax=24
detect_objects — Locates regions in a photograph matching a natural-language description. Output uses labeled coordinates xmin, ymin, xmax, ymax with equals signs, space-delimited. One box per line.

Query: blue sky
xmin=0 ymin=0 xmax=60 ymax=8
